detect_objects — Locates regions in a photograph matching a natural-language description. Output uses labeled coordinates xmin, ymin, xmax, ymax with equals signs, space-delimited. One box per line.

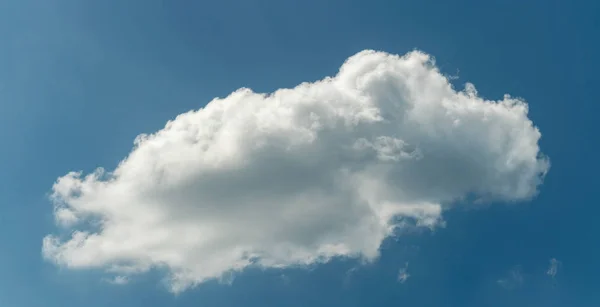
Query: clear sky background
xmin=0 ymin=0 xmax=598 ymax=306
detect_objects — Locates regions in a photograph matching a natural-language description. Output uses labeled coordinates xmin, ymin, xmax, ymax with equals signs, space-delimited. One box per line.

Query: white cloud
xmin=397 ymin=262 xmax=410 ymax=283
xmin=547 ymin=258 xmax=561 ymax=278
xmin=42 ymin=50 xmax=549 ymax=293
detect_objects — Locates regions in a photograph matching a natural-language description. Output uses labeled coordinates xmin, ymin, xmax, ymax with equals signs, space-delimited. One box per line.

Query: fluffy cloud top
xmin=42 ymin=50 xmax=549 ymax=293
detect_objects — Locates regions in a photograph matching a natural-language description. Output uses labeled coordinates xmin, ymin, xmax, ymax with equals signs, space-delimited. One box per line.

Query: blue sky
xmin=0 ymin=0 xmax=598 ymax=306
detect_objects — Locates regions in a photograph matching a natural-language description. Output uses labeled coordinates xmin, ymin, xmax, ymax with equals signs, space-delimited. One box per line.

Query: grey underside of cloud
xmin=42 ymin=49 xmax=549 ymax=293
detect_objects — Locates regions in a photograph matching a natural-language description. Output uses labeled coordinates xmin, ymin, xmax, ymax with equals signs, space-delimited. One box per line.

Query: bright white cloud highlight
xmin=42 ymin=50 xmax=549 ymax=293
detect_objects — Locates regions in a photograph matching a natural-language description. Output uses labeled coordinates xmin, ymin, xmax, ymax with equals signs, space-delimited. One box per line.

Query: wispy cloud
xmin=343 ymin=267 xmax=359 ymax=286
xmin=397 ymin=262 xmax=410 ymax=283
xmin=547 ymin=258 xmax=561 ymax=278
xmin=105 ymin=275 xmax=129 ymax=285
xmin=497 ymin=266 xmax=524 ymax=290
xmin=279 ymin=274 xmax=290 ymax=285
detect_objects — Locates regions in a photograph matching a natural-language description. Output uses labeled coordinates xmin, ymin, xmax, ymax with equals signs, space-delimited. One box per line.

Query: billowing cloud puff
xmin=42 ymin=50 xmax=549 ymax=293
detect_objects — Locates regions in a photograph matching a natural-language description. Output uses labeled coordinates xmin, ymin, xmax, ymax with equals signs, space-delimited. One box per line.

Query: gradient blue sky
xmin=0 ymin=0 xmax=598 ymax=306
